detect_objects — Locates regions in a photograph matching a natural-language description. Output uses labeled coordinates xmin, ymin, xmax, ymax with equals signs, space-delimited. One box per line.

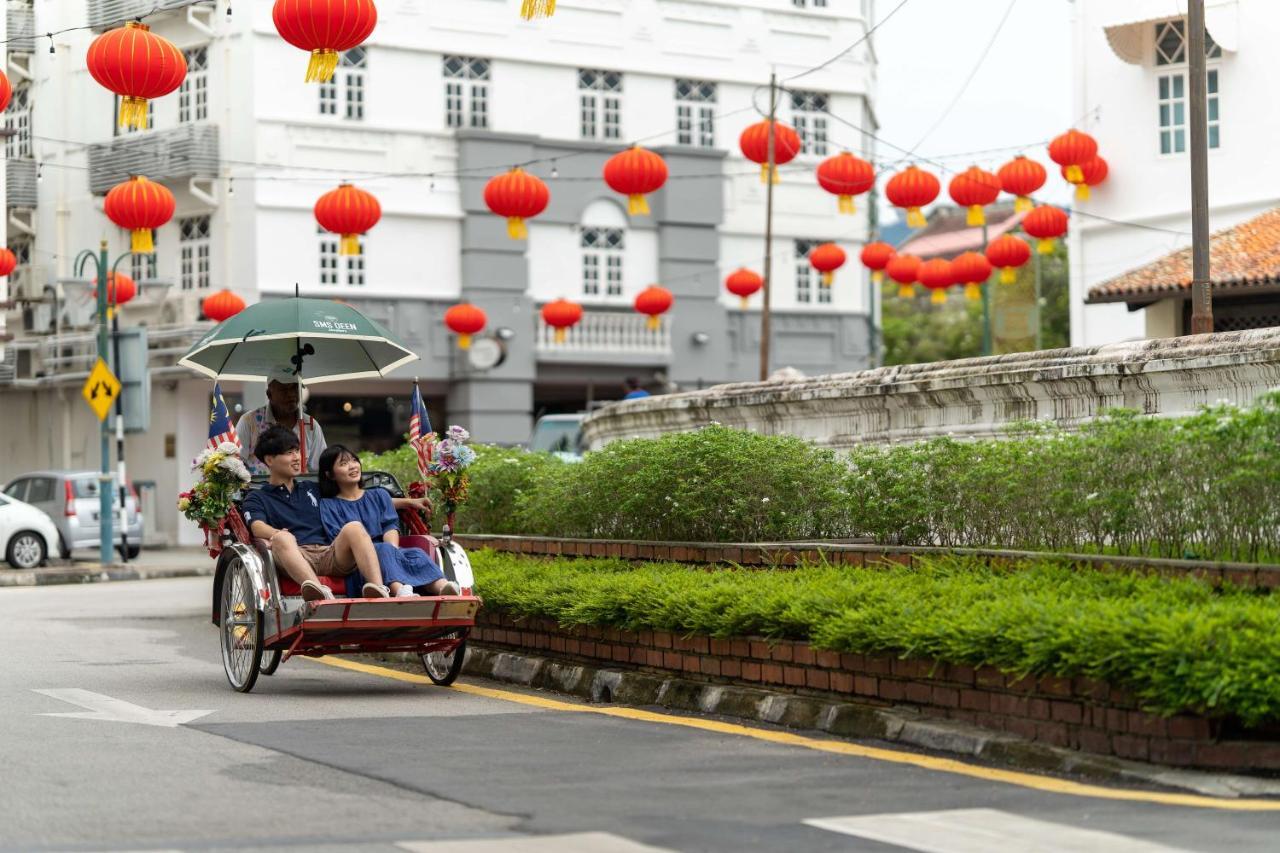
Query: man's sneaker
xmin=301 ymin=580 xmax=333 ymax=602
xmin=439 ymin=581 xmax=461 ymax=596
xmin=394 ymin=585 xmax=417 ymax=598
xmin=362 ymin=582 xmax=391 ymax=598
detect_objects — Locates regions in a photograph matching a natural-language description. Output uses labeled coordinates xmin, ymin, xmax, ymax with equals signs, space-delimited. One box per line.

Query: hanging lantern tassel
xmin=738 ymin=296 xmax=749 ymax=309
xmin=627 ymin=193 xmax=649 ymax=216
xmin=1037 ymin=238 xmax=1056 ymax=255
xmin=1000 ymin=267 xmax=1017 ymax=285
xmin=457 ymin=333 xmax=473 ymax=350
xmin=306 ymin=48 xmax=340 ymax=83
xmin=339 ymin=232 xmax=361 ymax=255
xmin=967 ymin=205 xmax=986 ymax=227
xmin=1015 ymin=195 xmax=1033 ymax=214
xmin=1075 ymin=183 xmax=1091 ymax=202
xmin=130 ymin=227 xmax=154 ymax=254
xmin=872 ymin=271 xmax=884 ymax=285
xmin=898 ymin=283 xmax=914 ymax=299
xmin=554 ymin=328 xmax=567 ymax=344
xmin=906 ymin=206 xmax=927 ymax=228
xmin=838 ymin=195 xmax=856 ymax=215
xmin=646 ymin=315 xmax=660 ymax=331
xmin=820 ymin=271 xmax=834 ymax=287
xmin=520 ymin=0 xmax=556 ymax=19
xmin=118 ymin=95 xmax=149 ymax=129
xmin=506 ymin=216 xmax=528 ymax=240
xmin=1064 ymin=164 xmax=1084 ymax=183
xmin=964 ymin=283 xmax=982 ymax=301
xmin=930 ymin=289 xmax=947 ymax=305
xmin=759 ymin=163 xmax=782 ymax=184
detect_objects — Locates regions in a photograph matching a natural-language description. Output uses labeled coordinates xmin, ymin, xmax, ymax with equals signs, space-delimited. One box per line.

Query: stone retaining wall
xmin=474 ymin=610 xmax=1280 ymax=772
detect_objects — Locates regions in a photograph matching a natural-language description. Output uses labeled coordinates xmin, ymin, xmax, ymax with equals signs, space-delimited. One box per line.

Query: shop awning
xmin=1103 ymin=0 xmax=1238 ymax=65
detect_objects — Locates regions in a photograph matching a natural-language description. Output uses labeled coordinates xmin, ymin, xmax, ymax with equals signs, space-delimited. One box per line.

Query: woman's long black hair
xmin=317 ymin=444 xmax=359 ymax=499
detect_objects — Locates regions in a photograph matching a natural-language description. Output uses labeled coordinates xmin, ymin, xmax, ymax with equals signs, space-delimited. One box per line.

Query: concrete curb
xmin=376 ymin=644 xmax=1280 ymax=800
xmin=0 ymin=564 xmax=215 ymax=588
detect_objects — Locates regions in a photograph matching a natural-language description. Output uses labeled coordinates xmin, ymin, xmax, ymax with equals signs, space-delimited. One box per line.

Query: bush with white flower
xmin=179 ymin=442 xmax=251 ymax=554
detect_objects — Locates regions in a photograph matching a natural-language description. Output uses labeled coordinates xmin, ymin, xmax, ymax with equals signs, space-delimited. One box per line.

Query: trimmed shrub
xmin=472 ymin=550 xmax=1280 ymax=726
xmin=511 ymin=425 xmax=852 ymax=542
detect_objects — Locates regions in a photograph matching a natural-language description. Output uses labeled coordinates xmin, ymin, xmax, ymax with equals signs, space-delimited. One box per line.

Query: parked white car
xmin=0 ymin=492 xmax=59 ymax=569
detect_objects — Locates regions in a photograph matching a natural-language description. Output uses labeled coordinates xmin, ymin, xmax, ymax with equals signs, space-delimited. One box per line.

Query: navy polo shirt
xmin=241 ymin=480 xmax=327 ymax=545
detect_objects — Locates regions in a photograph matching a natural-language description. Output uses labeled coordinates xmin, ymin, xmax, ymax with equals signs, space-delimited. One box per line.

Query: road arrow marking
xmin=33 ymin=689 xmax=213 ymax=728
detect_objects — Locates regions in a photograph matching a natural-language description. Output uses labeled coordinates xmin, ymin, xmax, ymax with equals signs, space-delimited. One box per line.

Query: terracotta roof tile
xmin=1086 ymin=207 xmax=1280 ymax=304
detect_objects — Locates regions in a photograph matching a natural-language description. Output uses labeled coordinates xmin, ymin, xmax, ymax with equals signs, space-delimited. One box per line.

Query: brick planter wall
xmin=453 ymin=534 xmax=1280 ymax=591
xmin=473 ymin=609 xmax=1280 ymax=772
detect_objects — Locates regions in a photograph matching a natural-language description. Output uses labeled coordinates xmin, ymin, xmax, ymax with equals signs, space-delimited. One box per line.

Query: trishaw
xmin=209 ymin=470 xmax=480 ymax=693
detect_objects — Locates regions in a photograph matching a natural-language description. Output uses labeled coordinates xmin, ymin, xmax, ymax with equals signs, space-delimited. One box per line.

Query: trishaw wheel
xmin=219 ymin=557 xmax=263 ymax=693
xmin=421 ymin=629 xmax=467 ymax=686
xmin=260 ymin=649 xmax=283 ymax=676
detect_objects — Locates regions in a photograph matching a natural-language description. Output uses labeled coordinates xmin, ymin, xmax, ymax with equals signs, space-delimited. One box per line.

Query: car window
xmin=3 ymin=479 xmax=27 ymax=501
xmin=72 ymin=478 xmax=101 ymax=499
xmin=27 ymin=478 xmax=55 ymax=503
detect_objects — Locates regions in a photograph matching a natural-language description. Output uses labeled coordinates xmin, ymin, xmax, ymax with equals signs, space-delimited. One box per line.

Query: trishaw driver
xmin=236 ymin=367 xmax=326 ymax=477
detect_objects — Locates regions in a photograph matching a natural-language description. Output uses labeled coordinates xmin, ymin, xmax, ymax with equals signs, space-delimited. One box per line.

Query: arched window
xmin=579 ymin=199 xmax=627 ymax=299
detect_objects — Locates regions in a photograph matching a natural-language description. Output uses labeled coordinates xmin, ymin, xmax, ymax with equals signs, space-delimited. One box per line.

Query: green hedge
xmin=471 ymin=550 xmax=1280 ymax=726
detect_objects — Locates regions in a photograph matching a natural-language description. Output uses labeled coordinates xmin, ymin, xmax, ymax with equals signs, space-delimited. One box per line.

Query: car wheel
xmin=7 ymin=531 xmax=47 ymax=570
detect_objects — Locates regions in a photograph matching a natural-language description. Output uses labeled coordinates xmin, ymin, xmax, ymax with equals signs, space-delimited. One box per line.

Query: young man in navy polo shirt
xmin=242 ymin=426 xmax=389 ymax=601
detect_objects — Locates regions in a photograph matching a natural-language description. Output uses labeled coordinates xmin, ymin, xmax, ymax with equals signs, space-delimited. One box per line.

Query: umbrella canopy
xmin=178 ymin=297 xmax=418 ymax=384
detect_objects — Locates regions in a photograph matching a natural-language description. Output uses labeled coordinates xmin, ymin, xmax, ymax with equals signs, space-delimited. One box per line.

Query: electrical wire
xmin=783 ymin=0 xmax=917 ymax=83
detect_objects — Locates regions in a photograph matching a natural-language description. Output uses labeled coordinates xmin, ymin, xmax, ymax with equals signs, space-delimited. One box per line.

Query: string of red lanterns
xmin=484 ymin=168 xmax=550 ymax=240
xmin=603 ymin=146 xmax=668 ymax=216
xmin=87 ymin=22 xmax=186 ymax=129
xmin=816 ymin=152 xmax=875 ymax=215
xmin=739 ymin=120 xmax=802 ymax=184
xmin=634 ymin=285 xmax=674 ymax=331
xmin=104 ymin=176 xmax=176 ymax=254
xmin=985 ymin=234 xmax=1032 ymax=284
xmin=725 ymin=268 xmax=763 ymax=308
xmin=951 ymin=251 xmax=993 ymax=302
xmin=0 ymin=248 xmax=18 ymax=278
xmin=272 ymin=0 xmax=378 ymax=83
xmin=444 ymin=303 xmax=487 ymax=350
xmin=886 ymin=254 xmax=922 ymax=300
xmin=314 ymin=183 xmax=381 ymax=256
xmin=202 ymin=289 xmax=247 ymax=323
xmin=809 ymin=243 xmax=846 ymax=287
xmin=541 ymin=298 xmax=584 ymax=343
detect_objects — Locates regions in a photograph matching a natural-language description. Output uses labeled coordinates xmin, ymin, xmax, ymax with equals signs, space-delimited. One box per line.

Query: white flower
xmin=1085 ymin=492 xmax=1099 ymax=501
xmin=762 ymin=497 xmax=771 ymax=503
xmin=217 ymin=441 xmax=240 ymax=455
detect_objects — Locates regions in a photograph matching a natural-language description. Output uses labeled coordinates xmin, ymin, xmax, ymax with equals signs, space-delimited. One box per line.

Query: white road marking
xmin=33 ymin=688 xmax=214 ymax=728
xmin=804 ymin=809 xmax=1200 ymax=853
xmin=397 ymin=832 xmax=676 ymax=852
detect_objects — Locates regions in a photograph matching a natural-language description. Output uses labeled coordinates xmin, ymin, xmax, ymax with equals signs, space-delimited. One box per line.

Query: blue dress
xmin=320 ymin=488 xmax=445 ymax=595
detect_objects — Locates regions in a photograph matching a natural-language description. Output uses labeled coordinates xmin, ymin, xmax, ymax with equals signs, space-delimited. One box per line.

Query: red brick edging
xmin=474 ymin=610 xmax=1280 ymax=772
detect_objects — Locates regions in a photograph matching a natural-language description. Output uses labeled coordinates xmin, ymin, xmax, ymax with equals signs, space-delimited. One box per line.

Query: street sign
xmin=82 ymin=358 xmax=121 ymax=421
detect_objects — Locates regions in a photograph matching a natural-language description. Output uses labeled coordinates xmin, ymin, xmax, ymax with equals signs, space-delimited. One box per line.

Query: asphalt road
xmin=3 ymin=577 xmax=1279 ymax=853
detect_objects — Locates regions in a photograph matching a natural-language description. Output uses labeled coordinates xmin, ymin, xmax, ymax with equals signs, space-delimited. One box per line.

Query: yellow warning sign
xmin=82 ymin=358 xmax=121 ymax=421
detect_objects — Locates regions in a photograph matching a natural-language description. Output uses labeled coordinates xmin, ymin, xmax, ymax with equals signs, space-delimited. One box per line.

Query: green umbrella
xmin=178 ymin=297 xmax=419 ymax=384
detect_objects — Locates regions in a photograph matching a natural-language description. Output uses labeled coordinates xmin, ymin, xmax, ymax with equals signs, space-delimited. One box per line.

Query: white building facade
xmin=1068 ymin=0 xmax=1277 ymax=346
xmin=1 ymin=0 xmax=878 ymax=546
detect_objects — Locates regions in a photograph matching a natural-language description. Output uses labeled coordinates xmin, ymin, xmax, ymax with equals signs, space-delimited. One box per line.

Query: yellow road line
xmin=312 ymin=656 xmax=1280 ymax=812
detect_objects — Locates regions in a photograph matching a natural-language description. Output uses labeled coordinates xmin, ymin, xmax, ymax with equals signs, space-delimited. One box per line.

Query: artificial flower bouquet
xmin=179 ymin=442 xmax=251 ymax=555
xmin=421 ymin=425 xmax=478 ymax=529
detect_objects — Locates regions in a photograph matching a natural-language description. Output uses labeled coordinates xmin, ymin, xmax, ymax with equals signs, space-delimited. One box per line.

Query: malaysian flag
xmin=408 ymin=382 xmax=434 ymax=480
xmin=207 ymin=382 xmax=240 ymax=451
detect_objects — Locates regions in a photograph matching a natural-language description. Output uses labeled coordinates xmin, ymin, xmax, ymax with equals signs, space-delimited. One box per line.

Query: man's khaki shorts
xmin=298 ymin=544 xmax=356 ymax=577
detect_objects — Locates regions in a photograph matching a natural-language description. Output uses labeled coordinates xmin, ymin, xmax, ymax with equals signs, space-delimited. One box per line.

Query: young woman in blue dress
xmin=317 ymin=445 xmax=460 ymax=599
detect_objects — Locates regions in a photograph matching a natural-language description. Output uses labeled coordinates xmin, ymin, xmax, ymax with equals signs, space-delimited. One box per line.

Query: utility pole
xmin=980 ymin=221 xmax=993 ymax=356
xmin=1187 ymin=0 xmax=1213 ymax=334
xmin=94 ymin=241 xmax=114 ymax=565
xmin=109 ymin=267 xmax=130 ymax=563
xmin=759 ymin=72 xmax=778 ymax=382
xmin=867 ymin=186 xmax=881 ymax=368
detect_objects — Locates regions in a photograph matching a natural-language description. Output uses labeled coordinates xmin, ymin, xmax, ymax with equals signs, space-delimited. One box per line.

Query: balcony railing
xmin=7 ymin=158 xmax=37 ymax=208
xmin=7 ymin=1 xmax=36 ymax=53
xmin=86 ymin=0 xmax=206 ymax=32
xmin=535 ymin=308 xmax=672 ymax=362
xmin=87 ymin=123 xmax=220 ymax=195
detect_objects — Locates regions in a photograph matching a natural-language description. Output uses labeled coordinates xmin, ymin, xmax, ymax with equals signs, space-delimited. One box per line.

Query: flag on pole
xmin=207 ymin=382 xmax=240 ymax=451
xmin=408 ymin=382 xmax=434 ymax=480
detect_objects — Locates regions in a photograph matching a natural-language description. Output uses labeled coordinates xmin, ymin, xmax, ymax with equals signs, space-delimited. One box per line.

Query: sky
xmin=872 ymin=0 xmax=1076 ymax=218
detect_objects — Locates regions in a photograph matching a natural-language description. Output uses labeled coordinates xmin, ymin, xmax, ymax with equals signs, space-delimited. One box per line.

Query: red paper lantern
xmin=1063 ymin=156 xmax=1109 ymax=201
xmin=87 ymin=22 xmax=186 ymax=129
xmin=0 ymin=70 xmax=11 ymax=113
xmin=951 ymin=251 xmax=993 ymax=302
xmin=1048 ymin=130 xmax=1098 ymax=185
xmin=725 ymin=268 xmax=763 ymax=309
xmin=92 ymin=271 xmax=137 ymax=308
xmin=886 ymin=254 xmax=922 ymax=300
xmin=1023 ymin=205 xmax=1069 ymax=254
xmin=541 ymin=298 xmax=583 ymax=344
xmin=809 ymin=243 xmax=847 ymax=287
xmin=918 ymin=258 xmax=955 ymax=305
xmin=484 ymin=167 xmax=550 ymax=240
xmin=314 ymin=183 xmax=380 ymax=256
xmin=603 ymin=146 xmax=668 ymax=216
xmin=739 ymin=120 xmax=802 ymax=184
xmin=998 ymin=156 xmax=1047 ymax=213
xmin=444 ymin=303 xmax=487 ymax=350
xmin=634 ymin=285 xmax=673 ymax=331
xmin=272 ymin=0 xmax=378 ymax=83
xmin=202 ymin=289 xmax=246 ymax=323
xmin=985 ymin=234 xmax=1032 ymax=284
xmin=0 ymin=248 xmax=16 ymax=278
xmin=860 ymin=242 xmax=897 ymax=285
xmin=816 ymin=152 xmax=875 ymax=215
xmin=104 ymin=176 xmax=176 ymax=254
xmin=886 ymin=166 xmax=941 ymax=229
xmin=948 ymin=166 xmax=1001 ymax=227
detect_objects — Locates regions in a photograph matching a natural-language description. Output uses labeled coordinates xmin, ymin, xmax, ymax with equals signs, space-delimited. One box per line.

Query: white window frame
xmin=675 ymin=79 xmax=716 ymax=148
xmin=320 ymin=47 xmax=366 ymax=121
xmin=794 ymin=240 xmax=830 ymax=305
xmin=1153 ymin=20 xmax=1221 ymax=156
xmin=179 ymin=215 xmax=211 ymax=290
xmin=444 ymin=56 xmax=490 ymax=130
xmin=179 ymin=45 xmax=209 ymax=124
xmin=319 ymin=226 xmax=365 ymax=287
xmin=5 ymin=82 xmax=31 ymax=159
xmin=790 ymin=90 xmax=829 ymax=157
xmin=580 ymin=227 xmax=624 ymax=299
xmin=579 ymin=69 xmax=622 ymax=141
